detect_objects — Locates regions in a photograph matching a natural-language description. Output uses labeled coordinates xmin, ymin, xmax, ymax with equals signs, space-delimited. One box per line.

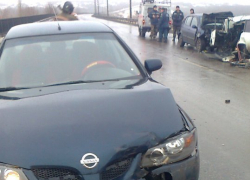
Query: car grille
xmin=101 ymin=158 xmax=133 ymax=180
xmin=32 ymin=167 xmax=81 ymax=180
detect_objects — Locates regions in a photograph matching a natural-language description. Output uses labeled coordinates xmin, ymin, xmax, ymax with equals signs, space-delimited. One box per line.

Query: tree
xmin=44 ymin=3 xmax=54 ymax=14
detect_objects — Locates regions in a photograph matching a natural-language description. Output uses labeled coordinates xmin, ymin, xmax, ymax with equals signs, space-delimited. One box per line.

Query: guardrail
xmin=38 ymin=17 xmax=55 ymax=22
xmin=93 ymin=15 xmax=138 ymax=26
xmin=0 ymin=14 xmax=54 ymax=37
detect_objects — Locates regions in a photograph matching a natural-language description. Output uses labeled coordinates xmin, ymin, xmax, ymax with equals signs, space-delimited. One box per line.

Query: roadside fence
xmin=0 ymin=14 xmax=54 ymax=37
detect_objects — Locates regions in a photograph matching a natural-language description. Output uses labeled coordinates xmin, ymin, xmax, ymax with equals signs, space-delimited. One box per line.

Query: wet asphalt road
xmin=79 ymin=15 xmax=250 ymax=180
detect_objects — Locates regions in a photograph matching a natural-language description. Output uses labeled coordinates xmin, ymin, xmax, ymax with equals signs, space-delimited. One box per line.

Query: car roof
xmin=5 ymin=21 xmax=113 ymax=40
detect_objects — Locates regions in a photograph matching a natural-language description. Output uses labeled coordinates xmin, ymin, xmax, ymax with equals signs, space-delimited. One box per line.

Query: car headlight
xmin=0 ymin=165 xmax=28 ymax=180
xmin=141 ymin=129 xmax=197 ymax=167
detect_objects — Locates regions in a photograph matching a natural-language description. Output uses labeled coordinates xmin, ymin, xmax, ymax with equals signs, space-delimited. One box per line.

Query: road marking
xmin=174 ymin=54 xmax=214 ymax=71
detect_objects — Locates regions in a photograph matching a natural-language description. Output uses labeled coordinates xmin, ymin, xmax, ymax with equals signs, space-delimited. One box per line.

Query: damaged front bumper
xmin=19 ymin=150 xmax=199 ymax=180
xmin=148 ymin=150 xmax=200 ymax=180
xmin=81 ymin=149 xmax=199 ymax=180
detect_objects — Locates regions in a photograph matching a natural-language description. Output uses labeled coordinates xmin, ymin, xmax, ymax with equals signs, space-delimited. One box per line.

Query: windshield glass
xmin=0 ymin=33 xmax=142 ymax=89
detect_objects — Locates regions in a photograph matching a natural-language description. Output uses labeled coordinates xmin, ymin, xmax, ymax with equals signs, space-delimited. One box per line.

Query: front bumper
xmin=83 ymin=149 xmax=200 ymax=180
xmin=19 ymin=150 xmax=199 ymax=180
xmin=149 ymin=150 xmax=200 ymax=180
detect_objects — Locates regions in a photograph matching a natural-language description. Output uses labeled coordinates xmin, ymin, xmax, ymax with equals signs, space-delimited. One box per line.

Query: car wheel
xmin=178 ymin=34 xmax=185 ymax=47
xmin=209 ymin=46 xmax=215 ymax=52
xmin=196 ymin=38 xmax=205 ymax=52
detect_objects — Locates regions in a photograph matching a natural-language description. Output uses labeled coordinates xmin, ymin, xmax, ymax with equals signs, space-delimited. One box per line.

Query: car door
xmin=188 ymin=17 xmax=199 ymax=46
xmin=181 ymin=16 xmax=193 ymax=43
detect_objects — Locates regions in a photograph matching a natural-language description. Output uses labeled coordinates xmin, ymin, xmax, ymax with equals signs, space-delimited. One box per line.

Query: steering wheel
xmin=81 ymin=61 xmax=116 ymax=76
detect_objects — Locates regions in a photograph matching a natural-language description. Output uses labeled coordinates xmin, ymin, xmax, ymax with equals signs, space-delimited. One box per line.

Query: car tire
xmin=178 ymin=34 xmax=185 ymax=47
xmin=196 ymin=38 xmax=205 ymax=52
xmin=209 ymin=46 xmax=215 ymax=52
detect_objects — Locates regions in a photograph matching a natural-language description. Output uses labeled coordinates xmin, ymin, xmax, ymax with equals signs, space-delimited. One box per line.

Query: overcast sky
xmin=1 ymin=0 xmax=250 ymax=5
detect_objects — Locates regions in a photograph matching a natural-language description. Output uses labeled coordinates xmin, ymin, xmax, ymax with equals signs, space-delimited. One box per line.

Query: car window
xmin=245 ymin=20 xmax=250 ymax=32
xmin=191 ymin=17 xmax=198 ymax=27
xmin=0 ymin=33 xmax=142 ymax=88
xmin=185 ymin=17 xmax=193 ymax=26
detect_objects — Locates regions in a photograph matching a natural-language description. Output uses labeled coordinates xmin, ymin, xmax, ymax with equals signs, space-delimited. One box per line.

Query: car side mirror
xmin=144 ymin=59 xmax=162 ymax=74
xmin=192 ymin=25 xmax=197 ymax=29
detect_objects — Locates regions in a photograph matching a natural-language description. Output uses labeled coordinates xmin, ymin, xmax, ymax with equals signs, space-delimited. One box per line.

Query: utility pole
xmin=97 ymin=0 xmax=100 ymax=15
xmin=94 ymin=0 xmax=96 ymax=14
xmin=129 ymin=0 xmax=132 ymax=19
xmin=107 ymin=0 xmax=109 ymax=16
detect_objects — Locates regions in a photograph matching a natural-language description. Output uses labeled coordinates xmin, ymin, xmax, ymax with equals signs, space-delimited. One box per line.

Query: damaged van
xmin=179 ymin=12 xmax=234 ymax=52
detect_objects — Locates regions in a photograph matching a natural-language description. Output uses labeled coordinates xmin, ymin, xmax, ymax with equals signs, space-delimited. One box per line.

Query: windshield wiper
xmin=0 ymin=95 xmax=20 ymax=100
xmin=45 ymin=76 xmax=142 ymax=87
xmin=44 ymin=80 xmax=117 ymax=87
xmin=0 ymin=87 xmax=30 ymax=92
xmin=0 ymin=76 xmax=142 ymax=91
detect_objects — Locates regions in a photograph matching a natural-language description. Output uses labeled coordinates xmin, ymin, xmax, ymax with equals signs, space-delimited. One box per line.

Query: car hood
xmin=0 ymin=81 xmax=184 ymax=174
xmin=202 ymin=11 xmax=234 ymax=27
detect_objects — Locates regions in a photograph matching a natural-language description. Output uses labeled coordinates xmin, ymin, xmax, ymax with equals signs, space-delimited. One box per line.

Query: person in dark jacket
xmin=56 ymin=1 xmax=78 ymax=21
xmin=148 ymin=5 xmax=160 ymax=39
xmin=158 ymin=8 xmax=170 ymax=42
xmin=172 ymin=6 xmax=184 ymax=41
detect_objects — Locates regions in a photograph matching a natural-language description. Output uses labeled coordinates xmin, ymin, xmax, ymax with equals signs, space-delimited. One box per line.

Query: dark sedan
xmin=0 ymin=21 xmax=199 ymax=180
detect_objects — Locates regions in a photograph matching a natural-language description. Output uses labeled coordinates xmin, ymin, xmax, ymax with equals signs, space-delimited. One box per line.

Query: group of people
xmin=57 ymin=1 xmax=194 ymax=44
xmin=148 ymin=5 xmax=169 ymax=42
xmin=148 ymin=5 xmax=195 ymax=43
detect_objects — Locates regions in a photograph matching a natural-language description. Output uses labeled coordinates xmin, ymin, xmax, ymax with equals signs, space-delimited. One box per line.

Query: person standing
xmin=148 ymin=5 xmax=160 ymax=39
xmin=56 ymin=1 xmax=78 ymax=21
xmin=158 ymin=8 xmax=170 ymax=43
xmin=172 ymin=6 xmax=184 ymax=41
xmin=190 ymin=8 xmax=195 ymax=14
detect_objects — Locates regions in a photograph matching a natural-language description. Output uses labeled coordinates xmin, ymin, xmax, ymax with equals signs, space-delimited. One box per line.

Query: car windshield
xmin=0 ymin=33 xmax=142 ymax=89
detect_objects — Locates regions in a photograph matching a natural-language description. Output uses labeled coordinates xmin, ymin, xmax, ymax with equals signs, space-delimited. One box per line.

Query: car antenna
xmin=50 ymin=3 xmax=62 ymax=31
